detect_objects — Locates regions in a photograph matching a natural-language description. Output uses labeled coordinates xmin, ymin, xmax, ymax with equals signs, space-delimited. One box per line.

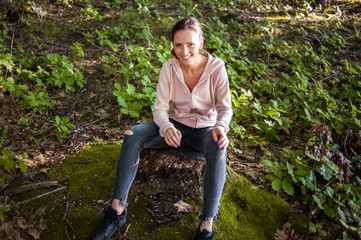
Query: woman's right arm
xmin=152 ymin=63 xmax=182 ymax=147
xmin=152 ymin=63 xmax=175 ymax=137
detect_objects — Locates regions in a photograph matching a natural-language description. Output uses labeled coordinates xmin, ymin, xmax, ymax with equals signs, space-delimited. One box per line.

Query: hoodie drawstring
xmin=170 ymin=63 xmax=174 ymax=101
xmin=210 ymin=74 xmax=215 ymax=111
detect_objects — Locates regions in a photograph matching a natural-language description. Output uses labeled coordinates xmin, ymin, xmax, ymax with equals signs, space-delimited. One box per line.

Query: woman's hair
xmin=171 ymin=17 xmax=205 ymax=57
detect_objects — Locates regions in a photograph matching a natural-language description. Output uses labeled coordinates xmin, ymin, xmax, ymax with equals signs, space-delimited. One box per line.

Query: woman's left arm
xmin=213 ymin=63 xmax=233 ymax=149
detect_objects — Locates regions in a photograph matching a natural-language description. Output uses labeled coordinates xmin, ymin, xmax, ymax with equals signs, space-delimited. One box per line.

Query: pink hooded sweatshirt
xmin=152 ymin=52 xmax=233 ymax=137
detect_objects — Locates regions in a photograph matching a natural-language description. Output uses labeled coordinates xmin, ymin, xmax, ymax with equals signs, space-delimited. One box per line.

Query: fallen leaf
xmin=34 ymin=153 xmax=45 ymax=164
xmin=173 ymin=200 xmax=193 ymax=213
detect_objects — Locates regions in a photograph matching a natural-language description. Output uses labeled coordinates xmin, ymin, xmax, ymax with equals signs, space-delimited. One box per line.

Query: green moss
xmin=215 ymin=167 xmax=290 ymax=240
xmin=10 ymin=144 xmax=289 ymax=240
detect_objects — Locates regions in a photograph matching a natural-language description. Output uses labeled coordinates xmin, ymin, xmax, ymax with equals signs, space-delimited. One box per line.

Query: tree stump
xmin=130 ymin=147 xmax=206 ymax=225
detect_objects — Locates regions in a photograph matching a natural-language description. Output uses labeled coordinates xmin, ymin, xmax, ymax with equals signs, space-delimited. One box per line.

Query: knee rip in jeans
xmin=124 ymin=129 xmax=134 ymax=135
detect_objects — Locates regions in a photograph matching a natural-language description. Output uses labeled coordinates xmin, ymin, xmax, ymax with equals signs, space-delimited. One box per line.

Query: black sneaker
xmin=91 ymin=207 xmax=127 ymax=240
xmin=194 ymin=225 xmax=214 ymax=240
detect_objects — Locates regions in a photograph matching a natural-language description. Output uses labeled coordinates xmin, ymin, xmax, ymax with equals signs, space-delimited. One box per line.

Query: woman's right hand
xmin=164 ymin=127 xmax=182 ymax=148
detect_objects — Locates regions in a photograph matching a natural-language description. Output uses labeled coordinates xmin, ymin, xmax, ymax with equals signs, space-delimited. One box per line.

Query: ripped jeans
xmin=112 ymin=119 xmax=227 ymax=221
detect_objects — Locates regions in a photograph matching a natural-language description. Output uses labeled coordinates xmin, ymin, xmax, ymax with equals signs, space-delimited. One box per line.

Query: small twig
xmin=69 ymin=161 xmax=90 ymax=165
xmin=3 ymin=25 xmax=16 ymax=80
xmin=60 ymin=166 xmax=81 ymax=182
xmin=124 ymin=223 xmax=131 ymax=235
xmin=320 ymin=73 xmax=338 ymax=82
xmin=79 ymin=116 xmax=110 ymax=128
xmin=64 ymin=227 xmax=71 ymax=240
xmin=263 ymin=35 xmax=270 ymax=66
xmin=315 ymin=177 xmax=337 ymax=195
xmin=19 ymin=186 xmax=66 ymax=204
xmin=88 ymin=40 xmax=118 ymax=57
xmin=62 ymin=192 xmax=69 ymax=222
xmin=64 ymin=218 xmax=75 ymax=239
xmin=344 ymin=130 xmax=350 ymax=159
xmin=118 ymin=224 xmax=133 ymax=239
xmin=10 ymin=25 xmax=15 ymax=55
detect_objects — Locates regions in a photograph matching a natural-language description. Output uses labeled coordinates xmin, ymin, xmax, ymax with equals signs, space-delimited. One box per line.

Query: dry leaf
xmin=173 ymin=200 xmax=193 ymax=213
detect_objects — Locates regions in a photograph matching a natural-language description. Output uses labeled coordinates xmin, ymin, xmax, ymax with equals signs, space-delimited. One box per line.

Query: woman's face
xmin=173 ymin=29 xmax=203 ymax=67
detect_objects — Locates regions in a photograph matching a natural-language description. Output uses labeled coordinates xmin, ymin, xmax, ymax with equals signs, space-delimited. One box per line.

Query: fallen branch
xmin=0 ymin=181 xmax=59 ymax=202
xmin=19 ymin=186 xmax=66 ymax=205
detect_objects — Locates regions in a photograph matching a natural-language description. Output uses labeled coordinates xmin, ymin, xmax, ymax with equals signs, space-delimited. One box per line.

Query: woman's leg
xmin=112 ymin=121 xmax=168 ymax=209
xmin=188 ymin=127 xmax=227 ymax=230
xmin=92 ymin=122 xmax=168 ymax=240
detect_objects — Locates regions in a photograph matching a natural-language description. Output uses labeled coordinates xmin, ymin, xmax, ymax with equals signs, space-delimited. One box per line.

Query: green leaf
xmin=313 ymin=194 xmax=325 ymax=210
xmin=286 ymin=162 xmax=297 ymax=182
xmin=349 ymin=67 xmax=359 ymax=74
xmin=18 ymin=117 xmax=29 ymax=126
xmin=114 ymin=82 xmax=121 ymax=90
xmin=308 ymin=222 xmax=317 ymax=233
xmin=271 ymin=165 xmax=284 ymax=179
xmin=282 ymin=178 xmax=295 ymax=195
xmin=262 ymin=159 xmax=274 ymax=168
xmin=60 ymin=126 xmax=68 ymax=133
xmin=304 ymin=108 xmax=312 ymax=121
xmin=266 ymin=174 xmax=277 ymax=181
xmin=19 ymin=160 xmax=27 ymax=172
xmin=323 ymin=204 xmax=335 ymax=217
xmin=271 ymin=178 xmax=282 ymax=191
xmin=337 ymin=207 xmax=346 ymax=221
xmin=126 ymin=83 xmax=136 ymax=95
xmin=4 ymin=159 xmax=16 ymax=171
xmin=324 ymin=186 xmax=334 ymax=198
xmin=55 ymin=116 xmax=61 ymax=125
xmin=116 ymin=96 xmax=128 ymax=108
xmin=305 ymin=153 xmax=320 ymax=162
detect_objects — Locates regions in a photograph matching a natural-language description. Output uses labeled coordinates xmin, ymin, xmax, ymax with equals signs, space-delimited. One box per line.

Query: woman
xmin=92 ymin=17 xmax=233 ymax=240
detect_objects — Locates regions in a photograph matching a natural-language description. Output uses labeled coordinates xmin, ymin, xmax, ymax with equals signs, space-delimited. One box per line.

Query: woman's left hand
xmin=212 ymin=128 xmax=229 ymax=149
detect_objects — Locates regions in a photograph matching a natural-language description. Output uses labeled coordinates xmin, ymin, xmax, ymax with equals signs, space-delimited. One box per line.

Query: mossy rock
xmin=5 ymin=143 xmax=290 ymax=240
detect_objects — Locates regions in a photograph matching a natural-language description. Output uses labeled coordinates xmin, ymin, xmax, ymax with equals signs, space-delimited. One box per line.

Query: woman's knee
xmin=206 ymin=149 xmax=226 ymax=165
xmin=124 ymin=129 xmax=134 ymax=136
